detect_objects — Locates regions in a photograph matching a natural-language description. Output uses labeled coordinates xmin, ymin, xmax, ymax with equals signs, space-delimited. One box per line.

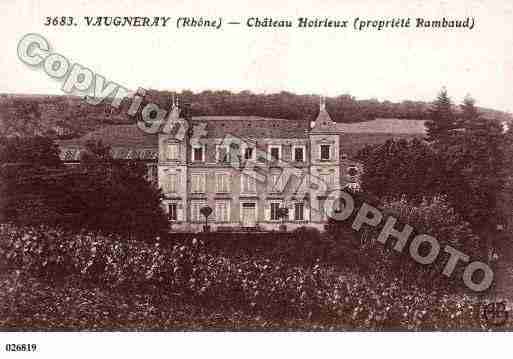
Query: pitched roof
xmin=310 ymin=100 xmax=340 ymax=133
xmin=57 ymin=124 xmax=158 ymax=161
xmin=336 ymin=118 xmax=427 ymax=134
xmin=57 ymin=116 xmax=310 ymax=161
xmin=57 ymin=117 xmax=427 ymax=162
xmin=58 ymin=124 xmax=158 ymax=147
xmin=191 ymin=116 xmax=309 ymax=138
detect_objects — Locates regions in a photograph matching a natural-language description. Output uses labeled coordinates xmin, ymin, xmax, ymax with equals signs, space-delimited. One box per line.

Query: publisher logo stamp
xmin=483 ymin=301 xmax=509 ymax=326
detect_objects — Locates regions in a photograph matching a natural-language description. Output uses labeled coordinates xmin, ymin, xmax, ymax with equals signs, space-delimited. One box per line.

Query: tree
xmin=68 ymin=140 xmax=168 ymax=239
xmin=356 ymin=138 xmax=440 ymax=203
xmin=0 ymin=136 xmax=63 ymax=223
xmin=0 ymin=136 xmax=61 ymax=166
xmin=441 ymin=117 xmax=506 ymax=231
xmin=425 ymin=88 xmax=460 ymax=143
xmin=277 ymin=207 xmax=289 ymax=230
xmin=200 ymin=206 xmax=213 ymax=232
xmin=460 ymin=94 xmax=478 ymax=127
xmin=0 ymin=137 xmax=168 ymax=239
xmin=0 ymin=99 xmax=43 ymax=137
xmin=356 ymin=107 xmax=507 ymax=235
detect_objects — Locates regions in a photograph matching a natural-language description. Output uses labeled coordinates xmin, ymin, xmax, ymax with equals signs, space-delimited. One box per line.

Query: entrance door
xmin=241 ymin=203 xmax=256 ymax=227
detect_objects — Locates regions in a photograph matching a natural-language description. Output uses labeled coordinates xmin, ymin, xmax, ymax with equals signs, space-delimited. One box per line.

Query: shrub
xmin=381 ymin=196 xmax=481 ymax=289
xmin=326 ymin=194 xmax=482 ymax=291
xmin=0 ymin=223 xmax=488 ymax=330
xmin=0 ymin=138 xmax=168 ymax=239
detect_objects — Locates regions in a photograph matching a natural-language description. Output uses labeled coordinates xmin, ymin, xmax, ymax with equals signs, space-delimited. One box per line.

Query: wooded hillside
xmin=1 ymin=90 xmax=511 ymax=138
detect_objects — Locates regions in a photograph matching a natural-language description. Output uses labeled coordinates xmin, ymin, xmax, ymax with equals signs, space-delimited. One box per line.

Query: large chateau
xmin=58 ymin=98 xmax=426 ymax=232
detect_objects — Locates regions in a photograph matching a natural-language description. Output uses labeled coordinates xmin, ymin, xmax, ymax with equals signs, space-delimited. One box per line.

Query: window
xmin=242 ymin=174 xmax=256 ymax=193
xmin=146 ymin=165 xmax=157 ymax=183
xmin=217 ymin=146 xmax=230 ymax=163
xmin=215 ymin=201 xmax=230 ymax=222
xmin=320 ymin=199 xmax=327 ymax=221
xmin=167 ymin=143 xmax=179 ymax=160
xmin=320 ymin=145 xmax=331 ymax=160
xmin=294 ymin=203 xmax=304 ymax=221
xmin=294 ymin=146 xmax=305 ymax=162
xmin=168 ymin=173 xmax=178 ymax=193
xmin=269 ymin=146 xmax=281 ymax=161
xmin=168 ymin=203 xmax=177 ymax=221
xmin=269 ymin=172 xmax=281 ymax=192
xmin=64 ymin=150 xmax=75 ymax=161
xmin=320 ymin=173 xmax=333 ymax=188
xmin=244 ymin=147 xmax=254 ymax=160
xmin=192 ymin=146 xmax=204 ymax=162
xmin=190 ymin=201 xmax=206 ymax=222
xmin=216 ymin=173 xmax=230 ymax=193
xmin=270 ymin=202 xmax=281 ymax=221
xmin=191 ymin=173 xmax=206 ymax=193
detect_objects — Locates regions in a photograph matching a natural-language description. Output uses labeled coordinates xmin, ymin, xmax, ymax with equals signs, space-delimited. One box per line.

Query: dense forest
xmin=0 ymin=90 xmax=511 ymax=138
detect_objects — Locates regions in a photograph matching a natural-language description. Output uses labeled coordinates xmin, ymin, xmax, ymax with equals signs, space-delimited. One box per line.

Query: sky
xmin=1 ymin=0 xmax=512 ymax=113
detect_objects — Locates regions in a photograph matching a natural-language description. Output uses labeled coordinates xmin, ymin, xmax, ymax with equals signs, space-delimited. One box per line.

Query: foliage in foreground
xmin=0 ymin=224 xmax=492 ymax=330
xmin=326 ymin=194 xmax=483 ymax=292
xmin=0 ymin=137 xmax=168 ymax=239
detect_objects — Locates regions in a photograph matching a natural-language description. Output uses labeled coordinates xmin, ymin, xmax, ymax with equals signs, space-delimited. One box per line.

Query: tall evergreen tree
xmin=425 ymin=88 xmax=459 ymax=142
xmin=460 ymin=94 xmax=478 ymax=126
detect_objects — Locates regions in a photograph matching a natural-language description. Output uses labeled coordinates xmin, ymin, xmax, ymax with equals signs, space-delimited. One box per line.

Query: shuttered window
xmin=320 ymin=173 xmax=333 ymax=188
xmin=215 ymin=201 xmax=230 ymax=222
xmin=270 ymin=146 xmax=281 ymax=161
xmin=269 ymin=172 xmax=281 ymax=192
xmin=244 ymin=147 xmax=254 ymax=160
xmin=294 ymin=203 xmax=304 ymax=221
xmin=190 ymin=201 xmax=206 ymax=222
xmin=191 ymin=174 xmax=206 ymax=193
xmin=167 ymin=143 xmax=179 ymax=160
xmin=168 ymin=173 xmax=178 ymax=193
xmin=192 ymin=146 xmax=204 ymax=162
xmin=294 ymin=147 xmax=305 ymax=162
xmin=168 ymin=203 xmax=177 ymax=221
xmin=216 ymin=173 xmax=230 ymax=193
xmin=320 ymin=145 xmax=331 ymax=160
xmin=242 ymin=174 xmax=256 ymax=193
xmin=270 ymin=202 xmax=281 ymax=221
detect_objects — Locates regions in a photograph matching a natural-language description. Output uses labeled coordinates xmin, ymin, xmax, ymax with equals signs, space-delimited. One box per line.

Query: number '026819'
xmin=5 ymin=344 xmax=37 ymax=352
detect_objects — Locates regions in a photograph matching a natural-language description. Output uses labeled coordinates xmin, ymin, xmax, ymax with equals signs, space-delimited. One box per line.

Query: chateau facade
xmin=154 ymin=97 xmax=354 ymax=232
xmin=59 ymin=98 xmax=426 ymax=233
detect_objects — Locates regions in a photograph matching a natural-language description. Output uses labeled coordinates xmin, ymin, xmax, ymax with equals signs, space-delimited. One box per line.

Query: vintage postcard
xmin=0 ymin=0 xmax=512 ymax=357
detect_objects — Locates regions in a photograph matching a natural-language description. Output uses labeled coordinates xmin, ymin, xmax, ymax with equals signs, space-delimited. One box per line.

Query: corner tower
xmin=309 ymin=96 xmax=342 ymax=223
xmin=157 ymin=96 xmax=189 ymax=229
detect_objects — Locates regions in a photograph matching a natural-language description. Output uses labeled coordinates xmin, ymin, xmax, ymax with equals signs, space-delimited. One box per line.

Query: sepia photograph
xmin=0 ymin=0 xmax=512 ymax=357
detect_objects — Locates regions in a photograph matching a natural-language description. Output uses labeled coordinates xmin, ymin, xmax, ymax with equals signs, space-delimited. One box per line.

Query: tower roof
xmin=162 ymin=94 xmax=181 ymax=134
xmin=310 ymin=96 xmax=339 ymax=133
